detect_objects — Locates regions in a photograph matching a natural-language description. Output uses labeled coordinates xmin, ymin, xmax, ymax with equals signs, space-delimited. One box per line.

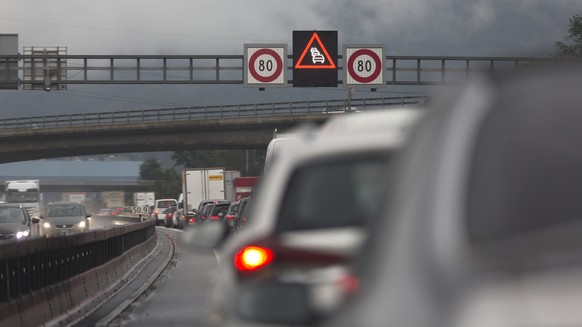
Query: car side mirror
xmin=32 ymin=217 xmax=40 ymax=224
xmin=86 ymin=214 xmax=92 ymax=218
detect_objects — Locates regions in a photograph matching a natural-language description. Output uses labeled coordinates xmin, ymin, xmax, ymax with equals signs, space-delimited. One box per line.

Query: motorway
xmin=75 ymin=215 xmax=219 ymax=326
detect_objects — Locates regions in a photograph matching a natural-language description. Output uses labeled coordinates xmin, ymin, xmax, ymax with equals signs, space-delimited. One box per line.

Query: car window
xmin=276 ymin=155 xmax=391 ymax=232
xmin=46 ymin=205 xmax=85 ymax=217
xmin=0 ymin=208 xmax=25 ymax=223
xmin=212 ymin=204 xmax=230 ymax=216
xmin=157 ymin=200 xmax=176 ymax=208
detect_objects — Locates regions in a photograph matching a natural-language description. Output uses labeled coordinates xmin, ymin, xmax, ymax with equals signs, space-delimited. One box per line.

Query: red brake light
xmin=210 ymin=215 xmax=219 ymax=220
xmin=226 ymin=215 xmax=234 ymax=220
xmin=337 ymin=274 xmax=360 ymax=294
xmin=234 ymin=246 xmax=274 ymax=271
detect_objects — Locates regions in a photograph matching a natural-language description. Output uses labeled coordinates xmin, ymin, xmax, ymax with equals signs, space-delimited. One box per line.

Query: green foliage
xmin=139 ymin=158 xmax=164 ymax=180
xmin=555 ymin=13 xmax=582 ymax=57
xmin=154 ymin=168 xmax=182 ymax=199
xmin=139 ymin=158 xmax=182 ymax=199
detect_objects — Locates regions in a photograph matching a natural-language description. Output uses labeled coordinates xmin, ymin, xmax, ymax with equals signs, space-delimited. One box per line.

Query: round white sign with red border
xmin=245 ymin=45 xmax=287 ymax=86
xmin=345 ymin=46 xmax=384 ymax=86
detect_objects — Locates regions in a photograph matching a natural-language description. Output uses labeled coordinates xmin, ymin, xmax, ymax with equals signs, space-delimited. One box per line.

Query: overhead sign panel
xmin=0 ymin=34 xmax=19 ymax=90
xmin=293 ymin=31 xmax=338 ymax=87
xmin=244 ymin=44 xmax=287 ymax=87
xmin=344 ymin=45 xmax=385 ymax=87
xmin=23 ymin=46 xmax=67 ymax=91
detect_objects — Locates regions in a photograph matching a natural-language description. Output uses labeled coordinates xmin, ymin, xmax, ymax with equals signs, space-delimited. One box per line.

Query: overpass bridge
xmin=0 ymin=96 xmax=426 ymax=163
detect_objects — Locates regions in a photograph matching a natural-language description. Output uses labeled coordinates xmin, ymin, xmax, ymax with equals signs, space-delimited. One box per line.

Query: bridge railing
xmin=0 ymin=96 xmax=427 ymax=132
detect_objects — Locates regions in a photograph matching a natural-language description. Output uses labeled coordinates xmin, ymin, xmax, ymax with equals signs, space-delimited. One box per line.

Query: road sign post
xmin=244 ymin=44 xmax=287 ymax=87
xmin=344 ymin=45 xmax=385 ymax=87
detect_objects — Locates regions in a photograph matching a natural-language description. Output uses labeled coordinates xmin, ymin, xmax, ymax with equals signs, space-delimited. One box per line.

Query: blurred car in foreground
xmin=184 ymin=108 xmax=424 ymax=327
xmin=40 ymin=202 xmax=91 ymax=237
xmin=239 ymin=67 xmax=582 ymax=327
xmin=0 ymin=203 xmax=34 ymax=241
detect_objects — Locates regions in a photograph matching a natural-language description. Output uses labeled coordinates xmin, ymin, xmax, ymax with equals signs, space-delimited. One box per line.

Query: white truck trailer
xmin=182 ymin=168 xmax=240 ymax=212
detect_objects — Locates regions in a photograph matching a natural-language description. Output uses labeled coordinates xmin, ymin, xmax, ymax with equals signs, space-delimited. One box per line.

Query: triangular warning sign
xmin=294 ymin=32 xmax=336 ymax=69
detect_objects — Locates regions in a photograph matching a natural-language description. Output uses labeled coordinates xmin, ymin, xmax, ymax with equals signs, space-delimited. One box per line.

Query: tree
xmin=139 ymin=158 xmax=182 ymax=199
xmin=139 ymin=158 xmax=164 ymax=180
xmin=154 ymin=168 xmax=182 ymax=199
xmin=555 ymin=13 xmax=582 ymax=57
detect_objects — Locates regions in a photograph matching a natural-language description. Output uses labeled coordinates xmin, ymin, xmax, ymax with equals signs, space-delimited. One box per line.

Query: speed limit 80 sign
xmin=244 ymin=44 xmax=287 ymax=87
xmin=344 ymin=45 xmax=385 ymax=87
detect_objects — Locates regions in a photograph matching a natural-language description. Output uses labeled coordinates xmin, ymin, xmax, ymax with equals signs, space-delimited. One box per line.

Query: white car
xmin=310 ymin=47 xmax=325 ymax=63
xmin=185 ymin=108 xmax=424 ymax=327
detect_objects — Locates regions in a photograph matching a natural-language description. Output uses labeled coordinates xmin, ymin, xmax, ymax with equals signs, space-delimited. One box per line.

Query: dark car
xmin=224 ymin=200 xmax=240 ymax=230
xmin=40 ymin=202 xmax=91 ymax=237
xmin=198 ymin=201 xmax=230 ymax=223
xmin=233 ymin=196 xmax=251 ymax=230
xmin=0 ymin=203 xmax=33 ymax=241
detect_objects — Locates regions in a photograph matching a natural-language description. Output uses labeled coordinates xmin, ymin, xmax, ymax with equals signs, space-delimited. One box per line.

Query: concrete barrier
xmin=0 ymin=221 xmax=156 ymax=327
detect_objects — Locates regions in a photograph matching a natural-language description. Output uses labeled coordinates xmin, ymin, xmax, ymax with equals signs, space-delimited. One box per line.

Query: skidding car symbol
xmin=310 ymin=47 xmax=325 ymax=64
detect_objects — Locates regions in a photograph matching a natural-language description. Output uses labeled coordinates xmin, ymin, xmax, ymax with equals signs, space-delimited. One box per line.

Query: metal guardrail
xmin=0 ymin=220 xmax=156 ymax=302
xmin=0 ymin=96 xmax=428 ymax=132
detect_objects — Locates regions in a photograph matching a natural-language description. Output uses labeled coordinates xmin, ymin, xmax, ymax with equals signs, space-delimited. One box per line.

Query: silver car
xmin=40 ymin=202 xmax=91 ymax=237
xmin=0 ymin=203 xmax=33 ymax=241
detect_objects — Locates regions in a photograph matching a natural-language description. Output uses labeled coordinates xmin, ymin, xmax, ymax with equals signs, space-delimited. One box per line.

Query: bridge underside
xmin=0 ymin=114 xmax=327 ymax=163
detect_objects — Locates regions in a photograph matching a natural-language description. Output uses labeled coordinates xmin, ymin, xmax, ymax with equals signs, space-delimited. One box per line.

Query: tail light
xmin=226 ymin=214 xmax=235 ymax=220
xmin=189 ymin=218 xmax=196 ymax=223
xmin=210 ymin=215 xmax=219 ymax=220
xmin=337 ymin=274 xmax=360 ymax=294
xmin=167 ymin=213 xmax=172 ymax=219
xmin=234 ymin=246 xmax=274 ymax=272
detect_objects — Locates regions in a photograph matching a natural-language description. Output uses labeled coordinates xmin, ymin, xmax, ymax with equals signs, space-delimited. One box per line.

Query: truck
xmin=133 ymin=192 xmax=155 ymax=207
xmin=5 ymin=180 xmax=41 ymax=218
xmin=101 ymin=191 xmax=125 ymax=208
xmin=182 ymin=168 xmax=241 ymax=212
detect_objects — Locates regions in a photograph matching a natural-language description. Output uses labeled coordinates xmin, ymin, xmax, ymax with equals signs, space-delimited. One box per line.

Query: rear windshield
xmin=212 ymin=204 xmax=230 ymax=216
xmin=156 ymin=200 xmax=176 ymax=208
xmin=276 ymin=154 xmax=390 ymax=232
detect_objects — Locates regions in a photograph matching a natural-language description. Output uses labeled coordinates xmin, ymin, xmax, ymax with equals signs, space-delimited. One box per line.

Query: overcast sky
xmin=1 ymin=0 xmax=581 ymax=118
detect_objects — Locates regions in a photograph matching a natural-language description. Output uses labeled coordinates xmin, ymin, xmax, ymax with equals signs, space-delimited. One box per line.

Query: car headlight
xmin=16 ymin=230 xmax=30 ymax=239
xmin=77 ymin=221 xmax=86 ymax=229
xmin=43 ymin=222 xmax=52 ymax=228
